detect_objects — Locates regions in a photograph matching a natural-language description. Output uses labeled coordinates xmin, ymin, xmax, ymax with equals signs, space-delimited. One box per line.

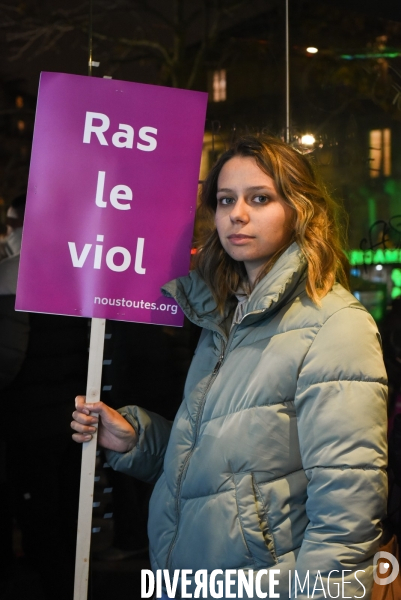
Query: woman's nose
xmin=230 ymin=198 xmax=249 ymax=222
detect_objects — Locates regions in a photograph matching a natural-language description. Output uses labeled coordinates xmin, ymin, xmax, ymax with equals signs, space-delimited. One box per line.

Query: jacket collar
xmin=162 ymin=242 xmax=307 ymax=334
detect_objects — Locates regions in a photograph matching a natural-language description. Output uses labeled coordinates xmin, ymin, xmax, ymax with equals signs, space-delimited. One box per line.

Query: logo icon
xmin=373 ymin=551 xmax=399 ymax=585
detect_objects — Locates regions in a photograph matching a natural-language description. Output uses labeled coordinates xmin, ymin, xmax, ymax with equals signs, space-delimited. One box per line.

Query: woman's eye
xmin=218 ymin=197 xmax=234 ymax=205
xmin=253 ymin=195 xmax=269 ymax=204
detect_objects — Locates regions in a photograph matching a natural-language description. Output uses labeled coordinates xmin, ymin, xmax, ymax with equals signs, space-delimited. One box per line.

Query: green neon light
xmin=391 ymin=269 xmax=401 ymax=287
xmin=348 ymin=248 xmax=401 ymax=265
xmin=341 ymin=52 xmax=401 ymax=60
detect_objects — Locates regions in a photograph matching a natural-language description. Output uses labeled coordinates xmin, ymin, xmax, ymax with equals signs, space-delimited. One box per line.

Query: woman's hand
xmin=71 ymin=395 xmax=138 ymax=453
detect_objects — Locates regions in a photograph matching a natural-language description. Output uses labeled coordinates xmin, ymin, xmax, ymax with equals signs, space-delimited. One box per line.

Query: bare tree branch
xmin=0 ymin=0 xmax=259 ymax=88
xmin=89 ymin=30 xmax=174 ymax=67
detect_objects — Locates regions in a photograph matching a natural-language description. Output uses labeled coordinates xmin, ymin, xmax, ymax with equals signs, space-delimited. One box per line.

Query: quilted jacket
xmin=106 ymin=243 xmax=388 ymax=598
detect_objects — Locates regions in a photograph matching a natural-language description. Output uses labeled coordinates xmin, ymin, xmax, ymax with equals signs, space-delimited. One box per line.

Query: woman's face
xmin=215 ymin=155 xmax=294 ymax=286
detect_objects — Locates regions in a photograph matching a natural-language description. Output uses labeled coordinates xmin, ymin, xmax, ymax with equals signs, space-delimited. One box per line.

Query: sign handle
xmin=73 ymin=317 xmax=106 ymax=600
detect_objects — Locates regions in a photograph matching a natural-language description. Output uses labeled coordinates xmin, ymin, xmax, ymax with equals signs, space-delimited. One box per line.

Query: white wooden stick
xmin=74 ymin=317 xmax=106 ymax=600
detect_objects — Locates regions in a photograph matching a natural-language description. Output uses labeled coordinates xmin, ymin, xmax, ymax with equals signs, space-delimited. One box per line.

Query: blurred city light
xmin=341 ymin=52 xmax=401 ymax=60
xmin=306 ymin=47 xmax=318 ymax=54
xmin=300 ymin=134 xmax=315 ymax=145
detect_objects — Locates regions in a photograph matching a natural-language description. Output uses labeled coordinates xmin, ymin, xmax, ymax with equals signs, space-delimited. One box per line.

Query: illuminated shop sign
xmin=348 ymin=249 xmax=401 ymax=266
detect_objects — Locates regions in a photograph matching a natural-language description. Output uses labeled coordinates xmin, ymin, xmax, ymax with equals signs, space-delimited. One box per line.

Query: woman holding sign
xmin=72 ymin=135 xmax=388 ymax=599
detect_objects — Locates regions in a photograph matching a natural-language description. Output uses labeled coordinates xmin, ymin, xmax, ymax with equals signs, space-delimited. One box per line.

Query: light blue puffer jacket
xmin=106 ymin=243 xmax=388 ymax=599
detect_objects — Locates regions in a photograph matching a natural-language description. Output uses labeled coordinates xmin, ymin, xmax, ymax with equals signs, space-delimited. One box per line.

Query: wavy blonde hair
xmin=195 ymin=135 xmax=349 ymax=312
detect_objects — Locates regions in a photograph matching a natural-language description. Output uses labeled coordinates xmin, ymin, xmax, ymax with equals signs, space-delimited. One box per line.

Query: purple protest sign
xmin=16 ymin=72 xmax=207 ymax=326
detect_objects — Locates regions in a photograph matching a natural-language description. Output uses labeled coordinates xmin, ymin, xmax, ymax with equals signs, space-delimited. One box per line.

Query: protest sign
xmin=16 ymin=72 xmax=208 ymax=326
xmin=15 ymin=72 xmax=207 ymax=600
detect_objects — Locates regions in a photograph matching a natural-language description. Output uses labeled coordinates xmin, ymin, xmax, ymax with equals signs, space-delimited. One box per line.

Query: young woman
xmin=72 ymin=136 xmax=388 ymax=599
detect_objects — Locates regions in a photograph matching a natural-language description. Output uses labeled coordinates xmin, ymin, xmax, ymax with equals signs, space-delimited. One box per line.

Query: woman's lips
xmin=227 ymin=234 xmax=254 ymax=244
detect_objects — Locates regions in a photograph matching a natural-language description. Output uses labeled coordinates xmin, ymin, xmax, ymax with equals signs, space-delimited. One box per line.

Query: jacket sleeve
xmin=104 ymin=405 xmax=172 ymax=484
xmin=293 ymin=305 xmax=388 ymax=599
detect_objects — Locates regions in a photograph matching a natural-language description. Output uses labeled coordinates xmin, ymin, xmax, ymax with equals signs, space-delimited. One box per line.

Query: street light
xmin=300 ymin=134 xmax=315 ymax=145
